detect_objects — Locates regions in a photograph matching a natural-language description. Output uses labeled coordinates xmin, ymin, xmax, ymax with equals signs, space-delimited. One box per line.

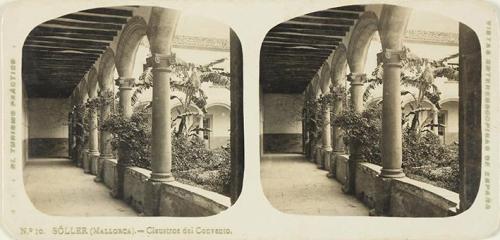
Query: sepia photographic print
xmin=260 ymin=4 xmax=479 ymax=217
xmin=19 ymin=5 xmax=244 ymax=217
xmin=1 ymin=0 xmax=499 ymax=239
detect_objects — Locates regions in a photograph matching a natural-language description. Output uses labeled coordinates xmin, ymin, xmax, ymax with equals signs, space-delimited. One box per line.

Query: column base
xmin=89 ymin=151 xmax=100 ymax=176
xmin=379 ymin=168 xmax=405 ymax=178
xmin=82 ymin=149 xmax=90 ymax=173
xmin=314 ymin=146 xmax=323 ymax=168
xmin=322 ymin=148 xmax=332 ymax=171
xmin=328 ymin=150 xmax=343 ymax=178
xmin=149 ymin=173 xmax=175 ymax=183
xmin=110 ymin=162 xmax=127 ymax=199
xmin=94 ymin=154 xmax=113 ymax=183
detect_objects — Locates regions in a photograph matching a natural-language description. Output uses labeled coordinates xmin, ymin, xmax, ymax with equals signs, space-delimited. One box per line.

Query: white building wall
xmin=362 ymin=36 xmax=459 ymax=145
xmin=262 ymin=93 xmax=304 ymax=153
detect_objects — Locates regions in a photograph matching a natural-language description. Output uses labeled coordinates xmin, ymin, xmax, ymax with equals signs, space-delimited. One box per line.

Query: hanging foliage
xmin=130 ymin=57 xmax=229 ymax=138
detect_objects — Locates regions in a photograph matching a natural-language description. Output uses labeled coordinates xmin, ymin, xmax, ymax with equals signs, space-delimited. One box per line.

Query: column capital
xmin=347 ymin=73 xmax=366 ymax=85
xmin=146 ymin=53 xmax=177 ymax=71
xmin=377 ymin=48 xmax=407 ymax=67
xmin=115 ymin=77 xmax=135 ymax=89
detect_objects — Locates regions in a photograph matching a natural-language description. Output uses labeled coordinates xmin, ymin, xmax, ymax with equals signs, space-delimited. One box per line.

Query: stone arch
xmin=319 ymin=61 xmax=331 ymax=93
xmin=311 ymin=73 xmax=321 ymax=98
xmin=79 ymin=80 xmax=88 ymax=102
xmin=87 ymin=67 xmax=99 ymax=97
xmin=330 ymin=43 xmax=348 ymax=86
xmin=114 ymin=16 xmax=148 ymax=77
xmin=206 ymin=102 xmax=231 ymax=110
xmin=346 ymin=11 xmax=379 ymax=72
xmin=439 ymin=97 xmax=459 ymax=105
xmin=378 ymin=5 xmax=412 ymax=50
xmin=98 ymin=48 xmax=116 ymax=90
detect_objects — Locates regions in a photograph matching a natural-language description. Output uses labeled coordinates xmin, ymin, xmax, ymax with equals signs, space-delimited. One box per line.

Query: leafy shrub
xmin=101 ymin=109 xmax=231 ymax=196
xmin=333 ymin=105 xmax=459 ymax=192
xmin=100 ymin=108 xmax=152 ymax=168
xmin=403 ymin=130 xmax=459 ymax=191
xmin=332 ymin=106 xmax=382 ymax=165
xmin=174 ymin=143 xmax=231 ymax=196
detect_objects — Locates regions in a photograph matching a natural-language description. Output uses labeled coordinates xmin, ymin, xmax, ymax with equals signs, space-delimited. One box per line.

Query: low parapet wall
xmin=332 ymin=155 xmax=459 ymax=217
xmin=100 ymin=158 xmax=230 ymax=216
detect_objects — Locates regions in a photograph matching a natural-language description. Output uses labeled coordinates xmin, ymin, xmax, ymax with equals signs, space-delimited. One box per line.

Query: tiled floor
xmin=261 ymin=154 xmax=369 ymax=216
xmin=24 ymin=158 xmax=137 ymax=216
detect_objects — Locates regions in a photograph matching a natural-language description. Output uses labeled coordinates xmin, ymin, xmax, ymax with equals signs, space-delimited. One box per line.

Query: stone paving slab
xmin=24 ymin=158 xmax=138 ymax=216
xmin=261 ymin=154 xmax=369 ymax=216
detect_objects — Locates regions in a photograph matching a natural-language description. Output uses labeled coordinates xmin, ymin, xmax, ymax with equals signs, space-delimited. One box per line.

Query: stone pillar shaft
xmin=118 ymin=78 xmax=134 ymax=119
xmin=111 ymin=77 xmax=134 ymax=197
xmin=322 ymin=106 xmax=332 ymax=150
xmin=88 ymin=106 xmax=99 ymax=154
xmin=332 ymin=100 xmax=344 ymax=152
xmin=348 ymin=73 xmax=365 ymax=113
xmin=379 ymin=49 xmax=405 ymax=178
xmin=320 ymin=106 xmax=332 ymax=169
xmin=100 ymin=102 xmax=113 ymax=158
xmin=149 ymin=54 xmax=175 ymax=182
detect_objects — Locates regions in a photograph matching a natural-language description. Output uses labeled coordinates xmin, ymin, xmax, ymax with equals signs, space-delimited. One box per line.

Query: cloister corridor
xmin=261 ymin=154 xmax=369 ymax=216
xmin=24 ymin=158 xmax=137 ymax=216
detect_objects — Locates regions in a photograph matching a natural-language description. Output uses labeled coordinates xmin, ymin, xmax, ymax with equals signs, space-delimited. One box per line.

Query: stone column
xmin=320 ymin=105 xmax=332 ymax=170
xmin=144 ymin=7 xmax=180 ymax=216
xmin=87 ymin=90 xmax=100 ymax=175
xmin=342 ymin=73 xmax=365 ymax=193
xmin=378 ymin=5 xmax=411 ymax=178
xmin=117 ymin=78 xmax=135 ymax=118
xmin=68 ymin=111 xmax=73 ymax=160
xmin=148 ymin=53 xmax=176 ymax=182
xmin=328 ymin=97 xmax=344 ymax=178
xmin=348 ymin=73 xmax=365 ymax=113
xmin=80 ymin=94 xmax=90 ymax=172
xmin=332 ymin=99 xmax=345 ymax=153
xmin=378 ymin=49 xmax=405 ymax=178
xmin=95 ymin=91 xmax=114 ymax=182
xmin=111 ymin=77 xmax=134 ymax=198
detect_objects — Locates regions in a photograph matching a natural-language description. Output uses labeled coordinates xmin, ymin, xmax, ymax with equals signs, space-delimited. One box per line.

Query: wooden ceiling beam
xmin=265 ymin=37 xmax=340 ymax=46
xmin=31 ymin=26 xmax=117 ymax=36
xmin=263 ymin=54 xmax=329 ymax=59
xmin=305 ymin=10 xmax=360 ymax=19
xmin=329 ymin=5 xmax=365 ymax=12
xmin=28 ymin=31 xmax=115 ymax=41
xmin=60 ymin=13 xmax=128 ymax=24
xmin=25 ymin=40 xmax=108 ymax=50
xmin=277 ymin=22 xmax=350 ymax=32
xmin=42 ymin=19 xmax=123 ymax=31
xmin=267 ymin=32 xmax=343 ymax=42
xmin=261 ymin=48 xmax=332 ymax=56
xmin=270 ymin=26 xmax=347 ymax=37
xmin=23 ymin=50 xmax=99 ymax=58
xmin=260 ymin=55 xmax=327 ymax=62
xmin=264 ymin=33 xmax=342 ymax=44
xmin=27 ymin=36 xmax=110 ymax=46
xmin=81 ymin=8 xmax=133 ymax=17
xmin=289 ymin=16 xmax=355 ymax=26
xmin=262 ymin=42 xmax=336 ymax=50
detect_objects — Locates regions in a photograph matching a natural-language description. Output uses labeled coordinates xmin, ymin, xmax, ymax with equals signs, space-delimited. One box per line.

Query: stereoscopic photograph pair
xmin=1 ymin=0 xmax=496 ymax=239
xmin=19 ymin=3 xmax=482 ymax=220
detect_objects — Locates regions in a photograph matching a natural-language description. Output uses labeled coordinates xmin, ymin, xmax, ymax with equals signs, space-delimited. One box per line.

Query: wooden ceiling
xmin=260 ymin=5 xmax=365 ymax=94
xmin=23 ymin=7 xmax=137 ymax=98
